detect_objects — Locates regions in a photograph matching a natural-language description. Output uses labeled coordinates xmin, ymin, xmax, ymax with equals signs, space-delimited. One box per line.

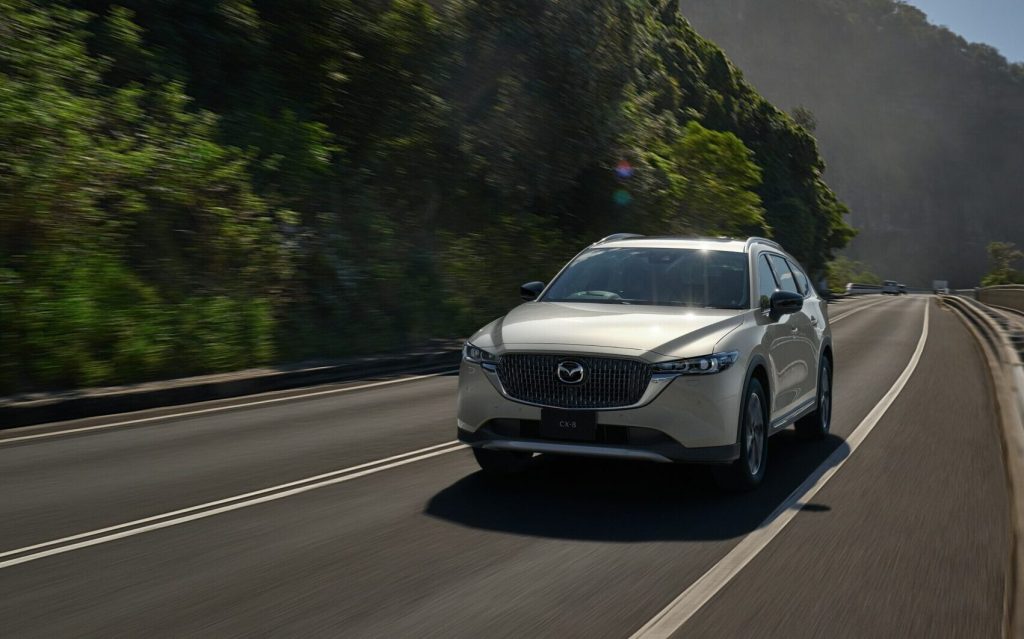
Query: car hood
xmin=470 ymin=301 xmax=745 ymax=359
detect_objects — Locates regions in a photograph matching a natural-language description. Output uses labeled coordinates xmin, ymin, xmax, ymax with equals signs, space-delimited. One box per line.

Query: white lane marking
xmin=0 ymin=369 xmax=459 ymax=445
xmin=0 ymin=441 xmax=459 ymax=561
xmin=830 ymin=296 xmax=894 ymax=324
xmin=632 ymin=298 xmax=930 ymax=639
xmin=0 ymin=442 xmax=467 ymax=569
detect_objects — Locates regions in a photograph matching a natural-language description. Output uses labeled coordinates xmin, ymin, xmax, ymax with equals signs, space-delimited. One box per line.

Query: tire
xmin=795 ymin=356 xmax=832 ymax=440
xmin=472 ymin=447 xmax=533 ymax=476
xmin=714 ymin=378 xmax=768 ymax=492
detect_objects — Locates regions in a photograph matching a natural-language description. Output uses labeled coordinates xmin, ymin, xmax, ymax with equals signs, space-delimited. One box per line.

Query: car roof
xmin=594 ymin=236 xmax=749 ymax=253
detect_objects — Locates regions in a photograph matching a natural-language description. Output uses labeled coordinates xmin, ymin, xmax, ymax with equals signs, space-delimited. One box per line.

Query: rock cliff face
xmin=681 ymin=0 xmax=1024 ymax=286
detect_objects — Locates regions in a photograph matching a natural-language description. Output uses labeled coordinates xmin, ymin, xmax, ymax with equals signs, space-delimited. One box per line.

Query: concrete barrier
xmin=979 ymin=284 xmax=1024 ymax=315
xmin=0 ymin=339 xmax=464 ymax=429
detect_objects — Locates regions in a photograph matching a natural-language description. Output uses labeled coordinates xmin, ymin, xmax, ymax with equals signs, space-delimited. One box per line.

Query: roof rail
xmin=593 ymin=233 xmax=644 ymax=246
xmin=745 ymin=236 xmax=783 ymax=251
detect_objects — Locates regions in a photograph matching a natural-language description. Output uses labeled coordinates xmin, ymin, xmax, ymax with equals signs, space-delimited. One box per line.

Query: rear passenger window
xmin=768 ymin=254 xmax=799 ymax=294
xmin=757 ymin=255 xmax=777 ymax=308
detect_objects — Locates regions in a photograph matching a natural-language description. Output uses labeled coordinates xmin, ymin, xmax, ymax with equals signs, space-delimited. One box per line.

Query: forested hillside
xmin=0 ymin=0 xmax=851 ymax=393
xmin=681 ymin=0 xmax=1024 ymax=287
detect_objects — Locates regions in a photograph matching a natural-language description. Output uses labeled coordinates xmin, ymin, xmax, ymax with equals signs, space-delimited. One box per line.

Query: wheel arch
xmin=820 ymin=337 xmax=834 ymax=364
xmin=741 ymin=354 xmax=772 ymax=442
xmin=820 ymin=339 xmax=834 ymax=377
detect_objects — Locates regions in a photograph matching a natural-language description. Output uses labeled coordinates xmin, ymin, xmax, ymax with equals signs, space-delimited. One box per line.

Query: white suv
xmin=456 ymin=235 xmax=833 ymax=490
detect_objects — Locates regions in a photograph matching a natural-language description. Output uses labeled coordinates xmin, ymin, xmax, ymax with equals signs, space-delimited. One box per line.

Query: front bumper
xmin=456 ymin=359 xmax=744 ymax=463
xmin=457 ymin=426 xmax=739 ymax=463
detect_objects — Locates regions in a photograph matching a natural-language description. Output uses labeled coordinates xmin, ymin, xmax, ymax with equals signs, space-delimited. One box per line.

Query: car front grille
xmin=496 ymin=353 xmax=652 ymax=409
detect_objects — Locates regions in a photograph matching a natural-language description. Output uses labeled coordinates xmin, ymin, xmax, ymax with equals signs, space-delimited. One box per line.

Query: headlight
xmin=652 ymin=351 xmax=739 ymax=375
xmin=463 ymin=342 xmax=498 ymax=369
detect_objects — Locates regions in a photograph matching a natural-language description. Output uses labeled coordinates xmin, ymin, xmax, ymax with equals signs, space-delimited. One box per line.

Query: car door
xmin=766 ymin=254 xmax=817 ymax=412
xmin=755 ymin=253 xmax=803 ymax=421
xmin=782 ymin=257 xmax=823 ymax=409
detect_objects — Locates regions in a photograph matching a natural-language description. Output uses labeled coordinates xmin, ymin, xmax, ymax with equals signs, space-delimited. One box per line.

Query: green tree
xmin=645 ymin=121 xmax=766 ymax=236
xmin=791 ymin=106 xmax=818 ymax=133
xmin=681 ymin=0 xmax=1024 ymax=285
xmin=0 ymin=0 xmax=285 ymax=391
xmin=826 ymin=256 xmax=882 ymax=292
xmin=1 ymin=0 xmax=856 ymax=393
xmin=981 ymin=241 xmax=1024 ymax=286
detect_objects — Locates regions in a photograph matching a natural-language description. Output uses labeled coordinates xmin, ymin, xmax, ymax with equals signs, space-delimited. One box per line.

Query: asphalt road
xmin=0 ymin=295 xmax=1010 ymax=638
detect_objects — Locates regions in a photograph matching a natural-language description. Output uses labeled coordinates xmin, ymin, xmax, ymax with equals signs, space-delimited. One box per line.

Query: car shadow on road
xmin=424 ymin=431 xmax=848 ymax=542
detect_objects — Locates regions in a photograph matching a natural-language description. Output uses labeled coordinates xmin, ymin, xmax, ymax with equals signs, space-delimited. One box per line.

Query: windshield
xmin=541 ymin=247 xmax=750 ymax=309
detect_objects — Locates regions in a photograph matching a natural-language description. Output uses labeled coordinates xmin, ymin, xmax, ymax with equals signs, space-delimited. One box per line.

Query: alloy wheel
xmin=820 ymin=365 xmax=832 ymax=433
xmin=746 ymin=392 xmax=765 ymax=476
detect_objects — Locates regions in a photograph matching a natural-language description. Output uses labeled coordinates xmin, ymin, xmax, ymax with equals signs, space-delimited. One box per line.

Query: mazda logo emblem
xmin=556 ymin=360 xmax=585 ymax=384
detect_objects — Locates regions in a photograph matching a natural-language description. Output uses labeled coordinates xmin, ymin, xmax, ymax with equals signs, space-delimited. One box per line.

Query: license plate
xmin=539 ymin=409 xmax=597 ymax=442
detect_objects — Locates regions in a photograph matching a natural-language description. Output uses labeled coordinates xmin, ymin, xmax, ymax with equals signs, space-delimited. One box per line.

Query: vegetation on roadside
xmin=681 ymin=0 xmax=1024 ymax=286
xmin=824 ymin=256 xmax=881 ymax=293
xmin=981 ymin=242 xmax=1024 ymax=286
xmin=0 ymin=0 xmax=853 ymax=393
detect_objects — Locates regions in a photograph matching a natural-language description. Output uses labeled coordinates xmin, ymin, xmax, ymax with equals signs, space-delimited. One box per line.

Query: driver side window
xmin=768 ymin=254 xmax=800 ymax=295
xmin=757 ymin=254 xmax=777 ymax=310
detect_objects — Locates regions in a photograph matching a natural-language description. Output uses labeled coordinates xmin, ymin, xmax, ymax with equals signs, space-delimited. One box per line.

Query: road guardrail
xmin=844 ymin=283 xmax=881 ymax=296
xmin=979 ymin=284 xmax=1024 ymax=316
xmin=0 ymin=340 xmax=464 ymax=429
xmin=941 ymin=294 xmax=1024 ymax=639
xmin=843 ymin=283 xmax=931 ymax=296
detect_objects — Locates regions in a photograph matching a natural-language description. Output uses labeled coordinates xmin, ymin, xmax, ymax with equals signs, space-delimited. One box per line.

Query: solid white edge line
xmin=0 ymin=369 xmax=460 ymax=445
xmin=631 ymin=298 xmax=930 ymax=639
xmin=0 ymin=440 xmax=462 ymax=562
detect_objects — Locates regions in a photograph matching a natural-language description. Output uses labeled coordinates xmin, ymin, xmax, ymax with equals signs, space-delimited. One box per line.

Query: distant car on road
xmin=457 ymin=235 xmax=834 ymax=491
xmin=881 ymin=280 xmax=901 ymax=295
xmin=898 ymin=283 xmax=907 ymax=295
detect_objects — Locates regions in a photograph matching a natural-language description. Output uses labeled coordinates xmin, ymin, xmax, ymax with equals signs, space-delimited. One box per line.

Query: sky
xmin=906 ymin=0 xmax=1024 ymax=62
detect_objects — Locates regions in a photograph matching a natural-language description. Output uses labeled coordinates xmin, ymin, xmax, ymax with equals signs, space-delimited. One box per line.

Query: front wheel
xmin=714 ymin=378 xmax=768 ymax=492
xmin=795 ymin=357 xmax=832 ymax=439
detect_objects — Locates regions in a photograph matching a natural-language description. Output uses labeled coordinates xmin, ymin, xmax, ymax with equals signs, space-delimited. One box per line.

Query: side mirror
xmin=769 ymin=290 xmax=803 ymax=318
xmin=520 ymin=281 xmax=546 ymax=301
